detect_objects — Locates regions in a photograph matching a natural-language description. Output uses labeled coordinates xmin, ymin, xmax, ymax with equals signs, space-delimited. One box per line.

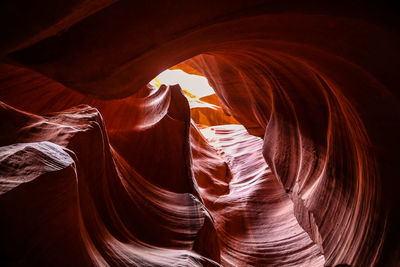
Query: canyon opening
xmin=149 ymin=67 xmax=327 ymax=265
xmin=0 ymin=1 xmax=399 ymax=267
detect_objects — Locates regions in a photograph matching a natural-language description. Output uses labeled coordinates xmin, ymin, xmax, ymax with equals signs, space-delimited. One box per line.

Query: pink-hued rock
xmin=1 ymin=1 xmax=399 ymax=266
xmin=0 ymin=92 xmax=221 ymax=266
xmin=193 ymin=124 xmax=325 ymax=266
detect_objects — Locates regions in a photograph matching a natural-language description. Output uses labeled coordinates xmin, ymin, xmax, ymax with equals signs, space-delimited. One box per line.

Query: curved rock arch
xmin=0 ymin=1 xmax=399 ymax=266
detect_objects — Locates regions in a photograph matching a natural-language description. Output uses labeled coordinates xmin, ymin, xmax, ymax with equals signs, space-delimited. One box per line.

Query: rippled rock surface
xmin=1 ymin=1 xmax=399 ymax=266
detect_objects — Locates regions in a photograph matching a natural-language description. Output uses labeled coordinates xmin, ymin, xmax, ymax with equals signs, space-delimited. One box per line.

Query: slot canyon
xmin=0 ymin=1 xmax=399 ymax=266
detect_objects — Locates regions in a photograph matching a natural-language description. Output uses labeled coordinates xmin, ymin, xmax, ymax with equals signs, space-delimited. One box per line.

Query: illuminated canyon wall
xmin=1 ymin=1 xmax=399 ymax=266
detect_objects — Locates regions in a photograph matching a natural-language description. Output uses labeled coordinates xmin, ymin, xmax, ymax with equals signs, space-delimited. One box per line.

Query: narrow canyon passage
xmin=1 ymin=1 xmax=399 ymax=266
xmin=194 ymin=124 xmax=324 ymax=266
xmin=163 ymin=69 xmax=325 ymax=265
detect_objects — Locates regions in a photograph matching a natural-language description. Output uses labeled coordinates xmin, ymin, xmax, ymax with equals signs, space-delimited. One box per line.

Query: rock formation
xmin=0 ymin=1 xmax=399 ymax=266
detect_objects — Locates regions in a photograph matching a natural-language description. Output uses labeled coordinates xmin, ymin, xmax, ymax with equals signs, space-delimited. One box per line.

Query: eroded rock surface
xmin=1 ymin=1 xmax=399 ymax=266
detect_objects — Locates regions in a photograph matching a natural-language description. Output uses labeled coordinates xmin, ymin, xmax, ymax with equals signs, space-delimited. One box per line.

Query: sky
xmin=149 ymin=69 xmax=215 ymax=99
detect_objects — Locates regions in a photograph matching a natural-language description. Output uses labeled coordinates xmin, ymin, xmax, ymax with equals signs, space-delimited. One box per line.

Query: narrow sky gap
xmin=149 ymin=69 xmax=216 ymax=99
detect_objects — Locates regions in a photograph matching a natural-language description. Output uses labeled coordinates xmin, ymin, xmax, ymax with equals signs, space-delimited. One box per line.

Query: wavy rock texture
xmin=0 ymin=94 xmax=220 ymax=266
xmin=1 ymin=1 xmax=400 ymax=266
xmin=192 ymin=123 xmax=325 ymax=266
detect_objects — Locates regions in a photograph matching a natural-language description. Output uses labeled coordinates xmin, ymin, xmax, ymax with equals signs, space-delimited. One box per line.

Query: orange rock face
xmin=1 ymin=1 xmax=399 ymax=266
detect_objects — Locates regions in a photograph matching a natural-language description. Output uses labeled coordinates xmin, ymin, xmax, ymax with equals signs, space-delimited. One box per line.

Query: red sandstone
xmin=0 ymin=1 xmax=399 ymax=266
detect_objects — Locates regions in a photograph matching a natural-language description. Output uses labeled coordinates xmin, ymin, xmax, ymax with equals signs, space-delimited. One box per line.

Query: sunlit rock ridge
xmin=0 ymin=1 xmax=399 ymax=266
